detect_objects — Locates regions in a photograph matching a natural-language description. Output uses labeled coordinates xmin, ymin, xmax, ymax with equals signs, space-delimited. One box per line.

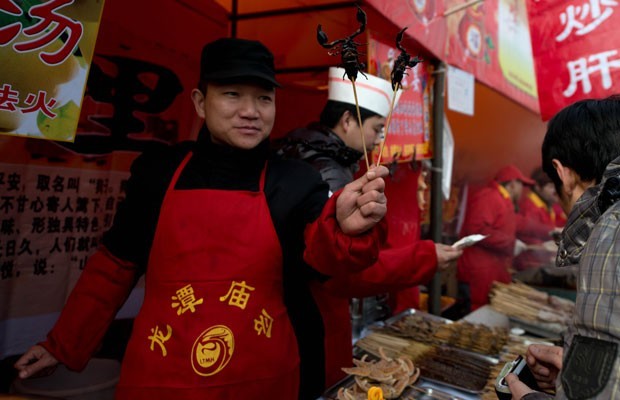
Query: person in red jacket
xmin=552 ymin=202 xmax=568 ymax=228
xmin=14 ymin=38 xmax=390 ymax=400
xmin=515 ymin=167 xmax=560 ymax=270
xmin=277 ymin=67 xmax=462 ymax=389
xmin=457 ymin=165 xmax=533 ymax=311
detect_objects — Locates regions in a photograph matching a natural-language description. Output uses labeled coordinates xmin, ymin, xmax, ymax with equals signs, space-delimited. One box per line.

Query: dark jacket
xmin=277 ymin=122 xmax=362 ymax=192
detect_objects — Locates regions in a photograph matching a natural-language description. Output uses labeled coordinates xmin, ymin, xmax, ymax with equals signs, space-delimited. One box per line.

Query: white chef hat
xmin=327 ymin=67 xmax=401 ymax=118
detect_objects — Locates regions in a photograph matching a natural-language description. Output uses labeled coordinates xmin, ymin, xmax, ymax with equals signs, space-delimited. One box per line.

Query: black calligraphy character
xmin=5 ymin=240 xmax=15 ymax=257
xmin=17 ymin=238 xmax=33 ymax=255
xmin=67 ymin=177 xmax=80 ymax=192
xmin=1 ymin=218 xmax=15 ymax=235
xmin=46 ymin=196 xmax=60 ymax=213
xmin=64 ymin=237 xmax=76 ymax=252
xmin=29 ymin=196 xmax=45 ymax=213
xmin=0 ymin=197 xmax=14 ymax=214
xmin=52 ymin=176 xmax=65 ymax=192
xmin=7 ymin=173 xmax=20 ymax=191
xmin=47 ymin=217 xmax=61 ymax=233
xmin=105 ymin=196 xmax=115 ymax=211
xmin=61 ymin=198 xmax=74 ymax=212
xmin=16 ymin=195 xmax=27 ymax=213
xmin=76 ymin=217 xmax=89 ymax=232
xmin=36 ymin=174 xmax=51 ymax=192
xmin=1 ymin=261 xmax=15 ymax=280
xmin=62 ymin=216 xmax=74 ymax=233
xmin=77 ymin=236 xmax=90 ymax=252
xmin=49 ymin=237 xmax=62 ymax=254
xmin=76 ymin=197 xmax=89 ymax=213
xmin=90 ymin=217 xmax=99 ymax=233
xmin=33 ymin=258 xmax=48 ymax=276
xmin=59 ymin=57 xmax=183 ymax=155
xmin=31 ymin=217 xmax=45 ymax=233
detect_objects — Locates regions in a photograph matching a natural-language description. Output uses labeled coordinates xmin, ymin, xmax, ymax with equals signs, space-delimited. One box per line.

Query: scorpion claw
xmin=396 ymin=27 xmax=408 ymax=52
xmin=409 ymin=55 xmax=423 ymax=68
xmin=317 ymin=25 xmax=329 ymax=46
xmin=356 ymin=5 xmax=367 ymax=32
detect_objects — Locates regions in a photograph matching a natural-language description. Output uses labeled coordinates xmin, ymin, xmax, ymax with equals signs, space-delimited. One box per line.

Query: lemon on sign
xmin=0 ymin=108 xmax=22 ymax=132
xmin=63 ymin=0 xmax=104 ymax=65
xmin=37 ymin=100 xmax=80 ymax=142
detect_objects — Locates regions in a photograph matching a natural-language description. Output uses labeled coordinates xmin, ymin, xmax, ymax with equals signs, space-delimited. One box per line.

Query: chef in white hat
xmin=276 ymin=67 xmax=462 ymax=391
xmin=279 ymin=67 xmax=401 ymax=193
xmin=325 ymin=67 xmax=401 ymax=162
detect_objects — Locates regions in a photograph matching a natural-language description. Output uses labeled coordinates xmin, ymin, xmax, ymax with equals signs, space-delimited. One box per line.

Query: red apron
xmin=115 ymin=153 xmax=300 ymax=399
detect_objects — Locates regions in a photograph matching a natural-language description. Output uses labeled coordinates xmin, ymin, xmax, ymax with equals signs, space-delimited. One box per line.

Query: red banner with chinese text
xmin=366 ymin=0 xmax=540 ymax=113
xmin=367 ymin=34 xmax=433 ymax=163
xmin=527 ymin=0 xmax=620 ymax=120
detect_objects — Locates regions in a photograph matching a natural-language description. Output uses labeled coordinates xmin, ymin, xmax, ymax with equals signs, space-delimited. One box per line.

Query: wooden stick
xmin=376 ymin=82 xmax=400 ymax=166
xmin=351 ymin=78 xmax=370 ymax=170
xmin=443 ymin=0 xmax=484 ymax=17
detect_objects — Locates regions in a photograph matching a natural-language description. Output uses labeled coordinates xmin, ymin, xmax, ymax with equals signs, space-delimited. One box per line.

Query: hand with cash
xmin=452 ymin=234 xmax=487 ymax=249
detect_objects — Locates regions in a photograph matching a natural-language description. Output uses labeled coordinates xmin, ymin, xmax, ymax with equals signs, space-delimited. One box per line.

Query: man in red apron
xmin=14 ymin=38 xmax=390 ymax=400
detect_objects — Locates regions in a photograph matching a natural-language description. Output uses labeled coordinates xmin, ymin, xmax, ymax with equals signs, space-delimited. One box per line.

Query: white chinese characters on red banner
xmin=528 ymin=0 xmax=620 ymax=120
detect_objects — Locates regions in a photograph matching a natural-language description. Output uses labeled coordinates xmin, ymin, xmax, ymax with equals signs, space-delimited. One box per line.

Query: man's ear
xmin=552 ymin=159 xmax=575 ymax=193
xmin=340 ymin=110 xmax=355 ymax=134
xmin=191 ymin=89 xmax=206 ymax=119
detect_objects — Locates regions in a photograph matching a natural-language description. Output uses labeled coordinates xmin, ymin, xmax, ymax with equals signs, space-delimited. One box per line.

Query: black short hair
xmin=542 ymin=96 xmax=620 ymax=194
xmin=319 ymin=100 xmax=380 ymax=129
xmin=531 ymin=167 xmax=552 ymax=187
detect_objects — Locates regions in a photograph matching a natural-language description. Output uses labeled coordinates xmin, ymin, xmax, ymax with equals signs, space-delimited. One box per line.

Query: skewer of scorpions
xmin=376 ymin=27 xmax=422 ymax=166
xmin=317 ymin=5 xmax=371 ymax=169
xmin=317 ymin=5 xmax=367 ymax=82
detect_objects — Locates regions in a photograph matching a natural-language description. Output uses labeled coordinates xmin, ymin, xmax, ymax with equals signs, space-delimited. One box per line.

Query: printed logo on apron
xmin=191 ymin=325 xmax=235 ymax=376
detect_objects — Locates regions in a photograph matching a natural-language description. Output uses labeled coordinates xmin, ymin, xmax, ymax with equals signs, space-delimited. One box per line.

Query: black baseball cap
xmin=200 ymin=38 xmax=280 ymax=87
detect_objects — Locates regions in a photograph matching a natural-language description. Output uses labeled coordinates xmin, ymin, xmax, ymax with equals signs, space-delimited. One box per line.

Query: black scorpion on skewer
xmin=391 ymin=27 xmax=423 ymax=90
xmin=317 ymin=5 xmax=368 ymax=81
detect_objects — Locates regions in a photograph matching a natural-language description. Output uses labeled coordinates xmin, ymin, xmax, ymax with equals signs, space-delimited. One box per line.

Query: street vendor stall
xmin=1 ymin=0 xmax=590 ymax=397
xmin=319 ymin=281 xmax=573 ymax=399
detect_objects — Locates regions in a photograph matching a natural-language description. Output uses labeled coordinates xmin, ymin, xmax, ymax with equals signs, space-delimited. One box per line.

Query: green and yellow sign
xmin=0 ymin=0 xmax=105 ymax=142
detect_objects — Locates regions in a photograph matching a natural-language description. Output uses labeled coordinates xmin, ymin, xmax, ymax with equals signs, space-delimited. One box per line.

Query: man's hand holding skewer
xmin=336 ymin=165 xmax=389 ymax=235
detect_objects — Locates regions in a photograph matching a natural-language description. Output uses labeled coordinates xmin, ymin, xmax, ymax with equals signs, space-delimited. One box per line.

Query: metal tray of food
xmin=508 ymin=316 xmax=564 ymax=339
xmin=373 ymin=308 xmax=501 ymax=364
xmin=353 ymin=309 xmax=502 ymax=395
xmin=319 ymin=375 xmax=418 ymax=400
xmin=383 ymin=308 xmax=454 ymax=326
xmin=319 ymin=373 xmax=475 ymax=400
xmin=348 ymin=343 xmax=493 ymax=395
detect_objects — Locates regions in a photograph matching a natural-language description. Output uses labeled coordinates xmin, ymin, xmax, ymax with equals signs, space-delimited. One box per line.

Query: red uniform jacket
xmin=311 ymin=166 xmax=437 ymax=389
xmin=457 ymin=182 xmax=515 ymax=310
xmin=515 ymin=190 xmax=556 ymax=270
xmin=553 ymin=202 xmax=568 ymax=227
xmin=314 ymin=238 xmax=437 ymax=388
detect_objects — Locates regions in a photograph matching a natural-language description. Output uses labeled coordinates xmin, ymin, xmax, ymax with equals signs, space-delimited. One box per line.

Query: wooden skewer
xmin=351 ymin=78 xmax=370 ymax=170
xmin=376 ymin=82 xmax=400 ymax=166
